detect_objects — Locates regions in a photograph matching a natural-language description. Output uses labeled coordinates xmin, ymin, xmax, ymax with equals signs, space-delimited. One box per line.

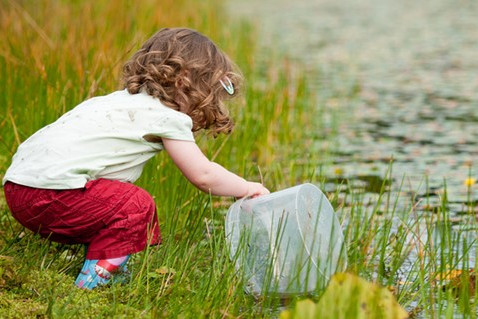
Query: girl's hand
xmin=243 ymin=182 xmax=270 ymax=198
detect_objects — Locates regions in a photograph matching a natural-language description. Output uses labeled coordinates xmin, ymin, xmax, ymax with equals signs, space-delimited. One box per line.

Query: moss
xmin=0 ymin=294 xmax=46 ymax=318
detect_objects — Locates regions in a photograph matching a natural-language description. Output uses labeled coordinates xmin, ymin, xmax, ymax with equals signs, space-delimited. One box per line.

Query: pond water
xmin=228 ymin=0 xmax=478 ymax=202
xmin=228 ymin=0 xmax=478 ymax=314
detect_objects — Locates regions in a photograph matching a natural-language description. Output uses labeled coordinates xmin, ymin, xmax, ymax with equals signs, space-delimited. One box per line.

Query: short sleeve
xmin=146 ymin=111 xmax=195 ymax=142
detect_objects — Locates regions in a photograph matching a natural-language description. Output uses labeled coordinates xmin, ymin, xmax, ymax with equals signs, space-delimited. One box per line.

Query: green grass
xmin=1 ymin=0 xmax=477 ymax=318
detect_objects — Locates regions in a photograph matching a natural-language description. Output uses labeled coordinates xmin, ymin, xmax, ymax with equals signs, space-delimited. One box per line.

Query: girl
xmin=2 ymin=28 xmax=269 ymax=289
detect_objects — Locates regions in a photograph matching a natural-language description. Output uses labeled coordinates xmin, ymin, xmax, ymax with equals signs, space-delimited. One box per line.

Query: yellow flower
xmin=464 ymin=178 xmax=476 ymax=187
xmin=334 ymin=167 xmax=344 ymax=176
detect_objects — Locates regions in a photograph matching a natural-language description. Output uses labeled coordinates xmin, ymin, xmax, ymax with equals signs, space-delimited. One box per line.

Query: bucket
xmin=225 ymin=183 xmax=347 ymax=295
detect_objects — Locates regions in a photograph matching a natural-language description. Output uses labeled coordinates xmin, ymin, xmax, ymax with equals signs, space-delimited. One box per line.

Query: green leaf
xmin=279 ymin=273 xmax=408 ymax=319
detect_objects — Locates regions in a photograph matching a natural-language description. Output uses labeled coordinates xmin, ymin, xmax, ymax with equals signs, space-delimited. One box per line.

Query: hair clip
xmin=219 ymin=77 xmax=234 ymax=95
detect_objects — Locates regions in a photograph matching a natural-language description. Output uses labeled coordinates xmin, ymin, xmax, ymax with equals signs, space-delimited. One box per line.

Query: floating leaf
xmin=434 ymin=268 xmax=466 ymax=281
xmin=441 ymin=269 xmax=476 ymax=298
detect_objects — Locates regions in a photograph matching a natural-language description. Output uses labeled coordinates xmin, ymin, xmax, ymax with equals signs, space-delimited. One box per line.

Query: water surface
xmin=228 ymin=0 xmax=478 ymax=205
xmin=228 ymin=0 xmax=478 ymax=314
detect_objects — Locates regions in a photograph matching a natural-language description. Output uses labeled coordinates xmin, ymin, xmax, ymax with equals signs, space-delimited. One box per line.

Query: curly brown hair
xmin=122 ymin=28 xmax=242 ymax=135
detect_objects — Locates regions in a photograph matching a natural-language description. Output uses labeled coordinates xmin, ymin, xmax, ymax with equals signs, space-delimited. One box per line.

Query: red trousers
xmin=3 ymin=179 xmax=161 ymax=259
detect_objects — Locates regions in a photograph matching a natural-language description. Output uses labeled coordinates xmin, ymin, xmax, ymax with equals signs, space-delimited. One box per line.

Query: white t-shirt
xmin=3 ymin=89 xmax=195 ymax=189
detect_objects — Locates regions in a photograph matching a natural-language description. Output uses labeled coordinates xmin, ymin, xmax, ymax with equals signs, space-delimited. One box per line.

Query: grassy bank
xmin=1 ymin=0 xmax=477 ymax=318
xmin=0 ymin=0 xmax=321 ymax=317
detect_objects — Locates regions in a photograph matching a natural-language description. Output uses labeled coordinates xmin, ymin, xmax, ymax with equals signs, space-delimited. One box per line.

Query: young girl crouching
xmin=2 ymin=28 xmax=269 ymax=289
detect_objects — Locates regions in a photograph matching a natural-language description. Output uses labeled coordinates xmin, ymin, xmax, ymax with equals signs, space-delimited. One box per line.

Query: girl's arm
xmin=162 ymin=138 xmax=269 ymax=198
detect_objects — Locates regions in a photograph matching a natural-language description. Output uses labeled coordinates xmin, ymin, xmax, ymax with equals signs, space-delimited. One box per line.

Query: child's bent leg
xmin=84 ymin=181 xmax=161 ymax=260
xmin=4 ymin=179 xmax=161 ymax=289
xmin=75 ymin=180 xmax=161 ymax=289
xmin=3 ymin=180 xmax=161 ymax=249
